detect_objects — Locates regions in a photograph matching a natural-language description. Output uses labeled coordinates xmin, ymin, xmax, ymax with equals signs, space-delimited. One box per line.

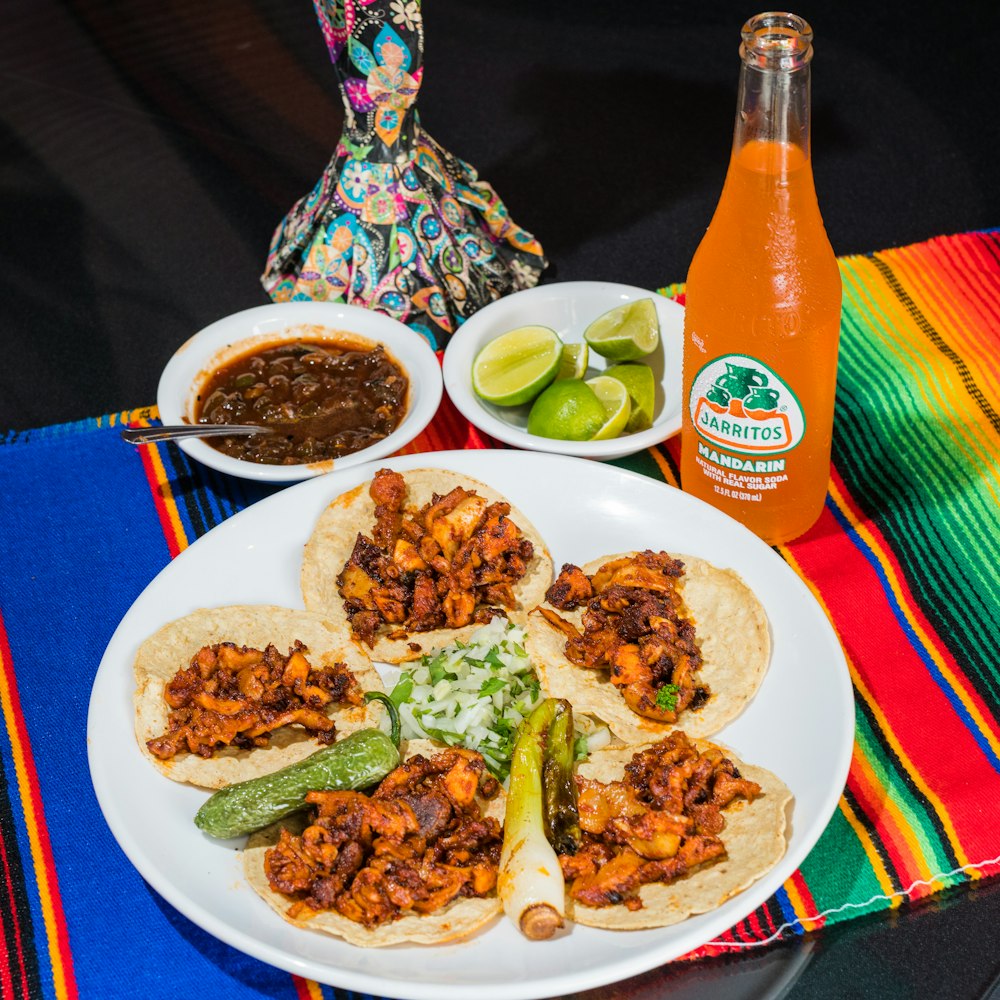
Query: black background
xmin=3 ymin=1 xmax=1000 ymax=997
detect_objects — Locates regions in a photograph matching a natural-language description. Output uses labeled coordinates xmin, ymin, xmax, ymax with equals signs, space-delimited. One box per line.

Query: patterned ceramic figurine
xmin=262 ymin=0 xmax=548 ymax=347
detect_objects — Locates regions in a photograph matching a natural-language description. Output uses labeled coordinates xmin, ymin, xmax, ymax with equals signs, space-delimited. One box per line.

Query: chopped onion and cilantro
xmin=388 ymin=618 xmax=542 ymax=780
xmin=388 ymin=616 xmax=611 ymax=780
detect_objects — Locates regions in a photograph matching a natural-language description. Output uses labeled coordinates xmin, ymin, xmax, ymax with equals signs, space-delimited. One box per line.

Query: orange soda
xmin=680 ymin=13 xmax=842 ymax=546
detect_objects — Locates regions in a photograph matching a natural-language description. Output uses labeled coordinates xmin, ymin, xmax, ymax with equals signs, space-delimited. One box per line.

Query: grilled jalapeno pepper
xmin=194 ymin=692 xmax=400 ymax=839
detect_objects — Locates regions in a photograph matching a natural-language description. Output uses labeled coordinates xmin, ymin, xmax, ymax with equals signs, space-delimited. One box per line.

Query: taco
xmin=525 ymin=550 xmax=769 ymax=744
xmin=301 ymin=467 xmax=553 ymax=663
xmin=134 ymin=605 xmax=383 ymax=789
xmin=563 ymin=732 xmax=790 ymax=930
xmin=243 ymin=740 xmax=506 ymax=946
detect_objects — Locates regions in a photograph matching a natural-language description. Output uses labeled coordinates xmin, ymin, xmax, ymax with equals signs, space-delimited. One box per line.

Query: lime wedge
xmin=555 ymin=342 xmax=589 ymax=381
xmin=526 ymin=379 xmax=607 ymax=441
xmin=585 ymin=375 xmax=632 ymax=440
xmin=583 ymin=298 xmax=660 ymax=361
xmin=604 ymin=362 xmax=656 ymax=432
xmin=472 ymin=325 xmax=562 ymax=406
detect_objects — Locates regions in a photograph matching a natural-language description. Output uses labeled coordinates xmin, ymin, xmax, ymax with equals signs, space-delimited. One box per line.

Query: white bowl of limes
xmin=441 ymin=281 xmax=684 ymax=460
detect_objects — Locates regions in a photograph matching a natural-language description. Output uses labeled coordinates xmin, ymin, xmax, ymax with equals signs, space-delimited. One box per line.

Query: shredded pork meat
xmin=559 ymin=732 xmax=761 ymax=909
xmin=264 ymin=748 xmax=503 ymax=927
xmin=540 ymin=550 xmax=709 ymax=722
xmin=146 ymin=640 xmax=362 ymax=759
xmin=337 ymin=468 xmax=536 ymax=645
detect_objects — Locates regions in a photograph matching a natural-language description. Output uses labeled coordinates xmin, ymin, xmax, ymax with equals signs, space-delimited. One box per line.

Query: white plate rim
xmin=442 ymin=281 xmax=684 ymax=460
xmin=87 ymin=449 xmax=854 ymax=1000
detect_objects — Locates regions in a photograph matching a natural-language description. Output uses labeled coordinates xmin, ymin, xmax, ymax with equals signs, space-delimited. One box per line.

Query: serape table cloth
xmin=1 ymin=228 xmax=998 ymax=999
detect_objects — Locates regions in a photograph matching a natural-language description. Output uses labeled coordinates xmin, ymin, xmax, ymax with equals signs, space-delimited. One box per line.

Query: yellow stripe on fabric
xmin=0 ymin=650 xmax=73 ymax=1000
xmin=135 ymin=414 xmax=191 ymax=555
xmin=778 ymin=542 xmax=971 ymax=876
xmin=781 ymin=876 xmax=824 ymax=932
xmin=302 ymin=979 xmax=325 ymax=1000
xmin=826 ymin=476 xmax=1000 ymax=783
xmin=837 ymin=792 xmax=898 ymax=904
xmin=839 ymin=260 xmax=1000 ymax=511
xmin=94 ymin=406 xmax=157 ymax=429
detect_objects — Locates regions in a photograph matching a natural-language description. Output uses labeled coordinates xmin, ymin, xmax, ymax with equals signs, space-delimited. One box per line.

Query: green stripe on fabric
xmin=797 ymin=804 xmax=887 ymax=919
xmin=853 ymin=704 xmax=959 ymax=880
xmin=832 ymin=258 xmax=1000 ymax=701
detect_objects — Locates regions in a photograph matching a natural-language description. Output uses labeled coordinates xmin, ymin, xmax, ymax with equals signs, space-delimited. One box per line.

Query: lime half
xmin=555 ymin=342 xmax=589 ymax=381
xmin=585 ymin=375 xmax=632 ymax=440
xmin=583 ymin=298 xmax=660 ymax=361
xmin=472 ymin=325 xmax=562 ymax=406
xmin=526 ymin=379 xmax=607 ymax=441
xmin=604 ymin=362 xmax=656 ymax=432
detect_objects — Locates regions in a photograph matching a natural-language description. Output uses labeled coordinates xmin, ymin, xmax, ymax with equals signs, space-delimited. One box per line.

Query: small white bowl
xmin=157 ymin=301 xmax=443 ymax=482
xmin=442 ymin=281 xmax=684 ymax=461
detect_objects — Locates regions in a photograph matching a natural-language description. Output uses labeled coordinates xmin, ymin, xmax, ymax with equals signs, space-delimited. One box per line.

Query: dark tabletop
xmin=3 ymin=0 xmax=1000 ymax=997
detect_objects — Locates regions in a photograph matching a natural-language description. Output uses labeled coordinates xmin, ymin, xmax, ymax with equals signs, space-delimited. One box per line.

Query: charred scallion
xmin=498 ymin=697 xmax=580 ymax=940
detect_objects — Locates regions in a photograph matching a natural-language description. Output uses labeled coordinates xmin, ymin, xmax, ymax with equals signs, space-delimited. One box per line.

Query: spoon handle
xmin=120 ymin=424 xmax=273 ymax=444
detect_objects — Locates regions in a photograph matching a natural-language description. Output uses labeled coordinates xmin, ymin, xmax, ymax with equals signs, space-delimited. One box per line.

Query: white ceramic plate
xmin=87 ymin=451 xmax=853 ymax=1000
xmin=156 ymin=301 xmax=443 ymax=482
xmin=442 ymin=282 xmax=684 ymax=460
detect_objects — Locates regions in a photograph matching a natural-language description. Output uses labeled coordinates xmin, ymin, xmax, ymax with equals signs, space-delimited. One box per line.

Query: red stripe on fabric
xmin=829 ymin=466 xmax=1000 ymax=750
xmin=934 ymin=235 xmax=1000 ymax=337
xmin=290 ymin=975 xmax=313 ymax=1000
xmin=789 ymin=473 xmax=1000 ymax=863
xmin=136 ymin=445 xmax=182 ymax=560
xmin=787 ymin=869 xmax=822 ymax=929
xmin=745 ymin=909 xmax=766 ymax=940
xmin=403 ymin=390 xmax=501 ymax=456
xmin=897 ymin=238 xmax=1000 ymax=381
xmin=0 ymin=614 xmax=78 ymax=999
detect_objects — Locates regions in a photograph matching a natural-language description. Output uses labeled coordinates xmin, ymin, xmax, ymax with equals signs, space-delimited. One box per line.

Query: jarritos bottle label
xmin=688 ymin=354 xmax=805 ymax=494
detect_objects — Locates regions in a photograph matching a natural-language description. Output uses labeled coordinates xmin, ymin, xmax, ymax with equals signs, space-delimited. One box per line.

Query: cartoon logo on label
xmin=689 ymin=355 xmax=805 ymax=456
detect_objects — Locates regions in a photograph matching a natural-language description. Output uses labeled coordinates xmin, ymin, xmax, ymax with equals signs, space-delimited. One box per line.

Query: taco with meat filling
xmin=563 ymin=732 xmax=790 ymax=930
xmin=133 ymin=605 xmax=383 ymax=789
xmin=301 ymin=467 xmax=553 ymax=663
xmin=526 ymin=550 xmax=769 ymax=744
xmin=242 ymin=740 xmax=506 ymax=946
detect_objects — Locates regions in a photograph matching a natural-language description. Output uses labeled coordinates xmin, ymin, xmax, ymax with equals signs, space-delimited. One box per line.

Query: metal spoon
xmin=120 ymin=424 xmax=276 ymax=444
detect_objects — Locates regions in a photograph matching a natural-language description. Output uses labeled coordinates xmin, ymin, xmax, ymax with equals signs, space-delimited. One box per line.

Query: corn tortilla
xmin=525 ymin=552 xmax=770 ymax=744
xmin=243 ymin=739 xmax=505 ymax=946
xmin=301 ymin=468 xmax=553 ymax=663
xmin=567 ymin=740 xmax=791 ymax=930
xmin=134 ymin=605 xmax=384 ymax=789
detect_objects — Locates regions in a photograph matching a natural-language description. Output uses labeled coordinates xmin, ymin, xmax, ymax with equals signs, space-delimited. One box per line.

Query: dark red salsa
xmin=194 ymin=338 xmax=408 ymax=465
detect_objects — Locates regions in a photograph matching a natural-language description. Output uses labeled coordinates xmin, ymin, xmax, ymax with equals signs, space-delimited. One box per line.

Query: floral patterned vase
xmin=261 ymin=0 xmax=548 ymax=347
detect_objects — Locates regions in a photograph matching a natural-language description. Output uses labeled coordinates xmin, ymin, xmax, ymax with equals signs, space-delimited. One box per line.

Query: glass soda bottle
xmin=680 ymin=12 xmax=842 ymax=546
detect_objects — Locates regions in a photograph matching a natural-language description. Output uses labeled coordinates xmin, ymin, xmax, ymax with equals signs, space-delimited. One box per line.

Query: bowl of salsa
xmin=157 ymin=302 xmax=443 ymax=481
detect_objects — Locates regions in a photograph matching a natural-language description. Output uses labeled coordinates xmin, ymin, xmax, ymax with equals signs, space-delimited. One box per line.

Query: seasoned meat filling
xmin=146 ymin=640 xmax=362 ymax=759
xmin=337 ymin=468 xmax=536 ymax=645
xmin=264 ymin=749 xmax=503 ymax=927
xmin=540 ymin=550 xmax=709 ymax=722
xmin=560 ymin=732 xmax=761 ymax=909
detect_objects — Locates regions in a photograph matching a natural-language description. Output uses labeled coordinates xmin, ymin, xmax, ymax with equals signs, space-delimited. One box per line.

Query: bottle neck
xmin=732 ymin=12 xmax=813 ymax=166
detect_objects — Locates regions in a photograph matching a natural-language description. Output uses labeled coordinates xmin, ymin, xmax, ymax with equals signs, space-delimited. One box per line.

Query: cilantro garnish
xmin=655 ymin=683 xmax=680 ymax=712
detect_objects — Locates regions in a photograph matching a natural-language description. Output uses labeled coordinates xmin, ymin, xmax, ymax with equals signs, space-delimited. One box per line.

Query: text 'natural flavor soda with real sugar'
xmin=680 ymin=12 xmax=842 ymax=546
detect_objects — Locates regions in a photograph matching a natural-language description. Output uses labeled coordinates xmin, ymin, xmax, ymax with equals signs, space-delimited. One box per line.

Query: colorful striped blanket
xmin=0 ymin=229 xmax=998 ymax=998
